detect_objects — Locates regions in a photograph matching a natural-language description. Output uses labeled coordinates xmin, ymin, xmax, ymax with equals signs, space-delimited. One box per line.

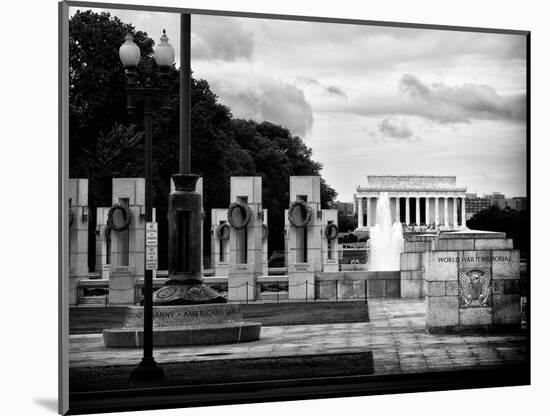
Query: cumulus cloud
xmin=210 ymin=75 xmax=313 ymax=137
xmin=326 ymin=85 xmax=348 ymax=99
xmin=297 ymin=77 xmax=348 ymax=99
xmin=378 ymin=117 xmax=415 ymax=140
xmin=192 ymin=16 xmax=254 ymax=61
xmin=337 ymin=74 xmax=526 ymax=124
xmin=397 ymin=74 xmax=525 ymax=123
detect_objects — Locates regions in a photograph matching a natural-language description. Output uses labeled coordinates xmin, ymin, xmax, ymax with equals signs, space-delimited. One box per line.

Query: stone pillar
xmin=211 ymin=209 xmax=230 ymax=277
xmin=434 ymin=196 xmax=439 ymax=227
xmin=262 ymin=209 xmax=269 ymax=275
xmin=425 ymin=197 xmax=430 ymax=225
xmin=95 ymin=207 xmax=110 ymax=280
xmin=108 ymin=178 xmax=146 ymax=305
xmin=405 ymin=197 xmax=410 ymax=225
xmin=69 ymin=178 xmax=89 ymax=305
xmin=357 ymin=197 xmax=363 ymax=228
xmin=286 ymin=176 xmax=321 ymax=301
xmin=444 ymin=197 xmax=449 ymax=227
xmin=228 ymin=176 xmax=264 ymax=302
xmin=396 ymin=197 xmax=401 ymax=224
xmin=415 ymin=197 xmax=420 ymax=225
xmin=461 ymin=197 xmax=466 ymax=227
xmin=366 ymin=197 xmax=371 ymax=227
xmin=453 ymin=197 xmax=458 ymax=227
xmin=322 ymin=210 xmax=339 ymax=272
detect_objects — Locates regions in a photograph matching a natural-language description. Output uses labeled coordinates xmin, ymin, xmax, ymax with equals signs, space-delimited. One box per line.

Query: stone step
xmin=103 ymin=321 xmax=261 ymax=347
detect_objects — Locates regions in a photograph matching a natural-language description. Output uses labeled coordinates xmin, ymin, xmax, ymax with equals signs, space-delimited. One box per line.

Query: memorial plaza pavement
xmin=70 ymin=299 xmax=527 ymax=375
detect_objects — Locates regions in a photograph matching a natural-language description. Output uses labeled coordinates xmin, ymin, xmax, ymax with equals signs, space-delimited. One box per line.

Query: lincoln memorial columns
xmin=452 ymin=197 xmax=458 ymax=226
xmin=357 ymin=198 xmax=363 ymax=228
xmin=444 ymin=197 xmax=449 ymax=226
xmin=425 ymin=197 xmax=430 ymax=225
xmin=354 ymin=176 xmax=467 ymax=233
xmin=366 ymin=197 xmax=371 ymax=227
xmin=405 ymin=197 xmax=410 ymax=225
xmin=462 ymin=197 xmax=466 ymax=227
xmin=396 ymin=197 xmax=401 ymax=224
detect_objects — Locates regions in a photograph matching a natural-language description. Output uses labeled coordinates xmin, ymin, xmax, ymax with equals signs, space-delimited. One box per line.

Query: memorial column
xmin=461 ymin=197 xmax=466 ymax=226
xmin=415 ymin=197 xmax=420 ymax=225
xmin=405 ymin=197 xmax=410 ymax=225
xmin=357 ymin=197 xmax=363 ymax=228
xmin=425 ymin=197 xmax=430 ymax=225
xmin=396 ymin=197 xmax=401 ymax=224
xmin=366 ymin=197 xmax=371 ymax=227
xmin=452 ymin=197 xmax=458 ymax=227
xmin=435 ymin=196 xmax=439 ymax=226
xmin=444 ymin=197 xmax=449 ymax=226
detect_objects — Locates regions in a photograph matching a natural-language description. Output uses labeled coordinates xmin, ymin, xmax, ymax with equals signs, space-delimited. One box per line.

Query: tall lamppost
xmin=119 ymin=30 xmax=175 ymax=381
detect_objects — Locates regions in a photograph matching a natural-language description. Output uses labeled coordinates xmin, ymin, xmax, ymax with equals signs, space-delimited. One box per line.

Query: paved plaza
xmin=70 ymin=299 xmax=527 ymax=375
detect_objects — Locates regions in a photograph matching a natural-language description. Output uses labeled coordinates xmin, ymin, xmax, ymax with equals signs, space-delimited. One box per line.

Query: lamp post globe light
xmin=154 ymin=30 xmax=175 ymax=67
xmin=119 ymin=33 xmax=141 ymax=67
xmin=119 ymin=30 xmax=175 ymax=382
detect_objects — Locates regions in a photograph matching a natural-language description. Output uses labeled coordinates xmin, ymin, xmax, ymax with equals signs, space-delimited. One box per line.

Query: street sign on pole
xmin=146 ymin=230 xmax=158 ymax=246
xmin=145 ymin=222 xmax=158 ymax=270
xmin=146 ymin=246 xmax=158 ymax=270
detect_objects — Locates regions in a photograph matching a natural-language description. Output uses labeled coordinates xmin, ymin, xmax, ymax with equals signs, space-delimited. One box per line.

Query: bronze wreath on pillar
xmin=216 ymin=222 xmax=231 ymax=240
xmin=324 ymin=223 xmax=339 ymax=240
xmin=288 ymin=201 xmax=313 ymax=228
xmin=262 ymin=223 xmax=269 ymax=240
xmin=227 ymin=202 xmax=252 ymax=230
xmin=107 ymin=203 xmax=132 ymax=232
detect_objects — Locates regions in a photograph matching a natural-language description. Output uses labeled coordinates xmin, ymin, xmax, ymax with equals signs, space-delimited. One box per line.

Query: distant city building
xmin=490 ymin=192 xmax=507 ymax=209
xmin=466 ymin=194 xmax=491 ymax=220
xmin=466 ymin=192 xmax=527 ymax=219
xmin=507 ymin=197 xmax=528 ymax=211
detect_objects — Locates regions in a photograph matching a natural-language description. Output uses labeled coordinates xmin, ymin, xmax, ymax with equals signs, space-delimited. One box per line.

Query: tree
xmin=79 ymin=123 xmax=144 ymax=207
xmin=69 ymin=10 xmax=156 ymax=173
xmin=467 ymin=206 xmax=528 ymax=257
xmin=337 ymin=212 xmax=358 ymax=234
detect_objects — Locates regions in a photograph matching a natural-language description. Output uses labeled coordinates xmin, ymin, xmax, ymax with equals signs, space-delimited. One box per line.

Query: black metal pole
xmin=143 ymin=97 xmax=154 ymax=359
xmin=130 ymin=93 xmax=163 ymax=381
xmin=180 ymin=13 xmax=191 ymax=175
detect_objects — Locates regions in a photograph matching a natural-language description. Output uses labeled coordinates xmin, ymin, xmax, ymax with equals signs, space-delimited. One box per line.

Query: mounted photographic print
xmin=59 ymin=1 xmax=530 ymax=414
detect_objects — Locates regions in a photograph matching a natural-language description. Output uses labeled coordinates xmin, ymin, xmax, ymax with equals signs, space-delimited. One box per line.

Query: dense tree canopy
xmin=69 ymin=10 xmax=337 ymax=264
xmin=337 ymin=211 xmax=358 ymax=234
xmin=467 ymin=206 xmax=528 ymax=257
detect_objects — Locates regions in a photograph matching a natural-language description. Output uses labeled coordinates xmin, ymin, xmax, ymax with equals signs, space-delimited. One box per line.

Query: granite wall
xmin=423 ymin=231 xmax=521 ymax=332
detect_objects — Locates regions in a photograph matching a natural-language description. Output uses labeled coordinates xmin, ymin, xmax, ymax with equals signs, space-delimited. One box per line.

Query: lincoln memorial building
xmin=354 ymin=175 xmax=467 ymax=232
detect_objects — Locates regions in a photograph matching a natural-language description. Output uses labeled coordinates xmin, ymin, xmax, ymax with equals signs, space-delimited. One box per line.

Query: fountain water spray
xmin=368 ymin=192 xmax=404 ymax=271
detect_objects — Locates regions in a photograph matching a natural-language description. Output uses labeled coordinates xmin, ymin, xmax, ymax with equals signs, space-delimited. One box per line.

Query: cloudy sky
xmin=73 ymin=8 xmax=527 ymax=201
